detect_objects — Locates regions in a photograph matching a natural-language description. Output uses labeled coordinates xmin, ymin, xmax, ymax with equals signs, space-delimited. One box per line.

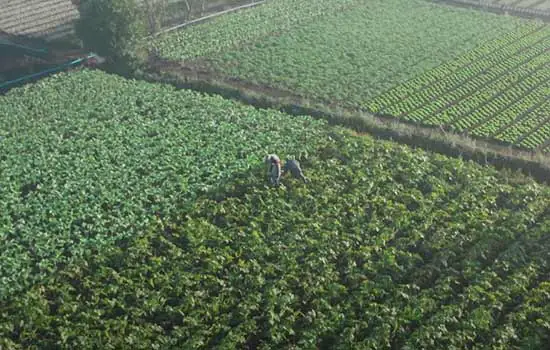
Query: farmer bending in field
xmin=265 ymin=154 xmax=308 ymax=186
xmin=283 ymin=159 xmax=308 ymax=183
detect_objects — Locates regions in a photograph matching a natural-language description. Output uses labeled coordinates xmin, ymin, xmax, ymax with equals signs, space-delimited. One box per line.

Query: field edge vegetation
xmin=139 ymin=61 xmax=550 ymax=185
xmin=142 ymin=0 xmax=550 ymax=179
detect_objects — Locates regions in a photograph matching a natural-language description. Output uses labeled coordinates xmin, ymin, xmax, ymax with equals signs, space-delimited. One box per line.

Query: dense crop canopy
xmin=151 ymin=0 xmax=360 ymax=61
xmin=1 ymin=70 xmax=550 ymax=348
xmin=0 ymin=70 xmax=326 ymax=298
xmin=176 ymin=0 xmax=523 ymax=106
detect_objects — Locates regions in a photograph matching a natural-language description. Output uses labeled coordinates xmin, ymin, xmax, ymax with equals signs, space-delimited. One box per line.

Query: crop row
xmin=485 ymin=84 xmax=550 ymax=140
xmin=469 ymin=84 xmax=549 ymax=138
xmin=7 ymin=136 xmax=546 ymax=349
xmin=403 ymin=38 xmax=550 ymax=123
xmin=365 ymin=23 xmax=543 ymax=113
xmin=519 ymin=116 xmax=550 ymax=150
xmin=438 ymin=60 xmax=550 ymax=130
xmin=497 ymin=99 xmax=550 ymax=147
xmin=150 ymin=0 xmax=547 ymax=153
xmin=420 ymin=55 xmax=549 ymax=126
xmin=365 ymin=187 xmax=550 ymax=347
xmin=157 ymin=0 xmax=527 ymax=109
xmin=487 ymin=274 xmax=550 ymax=348
xmin=364 ymin=22 xmax=534 ymax=98
xmin=383 ymin=29 xmax=550 ymax=118
xmin=405 ymin=226 xmax=550 ymax=349
xmin=451 ymin=65 xmax=550 ymax=132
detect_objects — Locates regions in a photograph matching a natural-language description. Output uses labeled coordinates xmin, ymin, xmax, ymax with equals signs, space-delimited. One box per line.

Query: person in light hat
xmin=265 ymin=154 xmax=282 ymax=186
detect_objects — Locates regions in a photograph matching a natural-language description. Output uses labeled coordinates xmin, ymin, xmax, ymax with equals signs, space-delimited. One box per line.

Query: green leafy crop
xmin=1 ymin=70 xmax=550 ymax=349
xmin=371 ymin=24 xmax=550 ymax=150
xmin=153 ymin=0 xmax=550 ymax=151
xmin=0 ymin=69 xmax=326 ymax=298
xmin=154 ymin=0 xmax=524 ymax=107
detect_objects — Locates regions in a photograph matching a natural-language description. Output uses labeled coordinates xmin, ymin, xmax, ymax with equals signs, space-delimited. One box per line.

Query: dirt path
xmin=149 ymin=55 xmax=322 ymax=101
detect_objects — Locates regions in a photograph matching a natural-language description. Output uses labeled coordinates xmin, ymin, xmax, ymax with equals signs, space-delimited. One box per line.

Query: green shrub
xmin=76 ymin=0 xmax=147 ymax=72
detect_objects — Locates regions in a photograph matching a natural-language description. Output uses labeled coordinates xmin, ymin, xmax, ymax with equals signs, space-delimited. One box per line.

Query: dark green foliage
xmin=76 ymin=0 xmax=147 ymax=72
xmin=0 ymin=69 xmax=326 ymax=300
xmin=1 ymin=70 xmax=549 ymax=349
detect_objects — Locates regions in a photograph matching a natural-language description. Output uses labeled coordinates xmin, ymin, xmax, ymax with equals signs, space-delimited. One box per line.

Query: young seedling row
xmin=367 ymin=24 xmax=550 ymax=151
xmin=370 ymin=23 xmax=546 ymax=114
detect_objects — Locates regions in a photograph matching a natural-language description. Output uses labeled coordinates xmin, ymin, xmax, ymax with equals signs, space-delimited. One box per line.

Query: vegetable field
xmin=151 ymin=0 xmax=363 ymax=62
xmin=0 ymin=69 xmax=326 ymax=300
xmin=367 ymin=23 xmax=550 ymax=151
xmin=155 ymin=0 xmax=524 ymax=105
xmin=1 ymin=70 xmax=550 ymax=349
xmin=153 ymin=0 xmax=550 ymax=152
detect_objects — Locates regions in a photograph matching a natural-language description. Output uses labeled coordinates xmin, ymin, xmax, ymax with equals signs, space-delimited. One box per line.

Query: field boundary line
xmin=144 ymin=0 xmax=267 ymax=40
xmin=143 ymin=58 xmax=550 ymax=184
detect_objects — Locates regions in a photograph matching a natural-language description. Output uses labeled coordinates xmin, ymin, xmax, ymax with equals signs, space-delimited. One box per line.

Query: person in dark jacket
xmin=283 ymin=159 xmax=308 ymax=183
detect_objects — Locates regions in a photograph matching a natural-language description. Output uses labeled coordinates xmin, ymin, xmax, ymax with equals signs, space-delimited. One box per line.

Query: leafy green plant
xmin=366 ymin=24 xmax=550 ymax=150
xmin=0 ymin=69 xmax=326 ymax=300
